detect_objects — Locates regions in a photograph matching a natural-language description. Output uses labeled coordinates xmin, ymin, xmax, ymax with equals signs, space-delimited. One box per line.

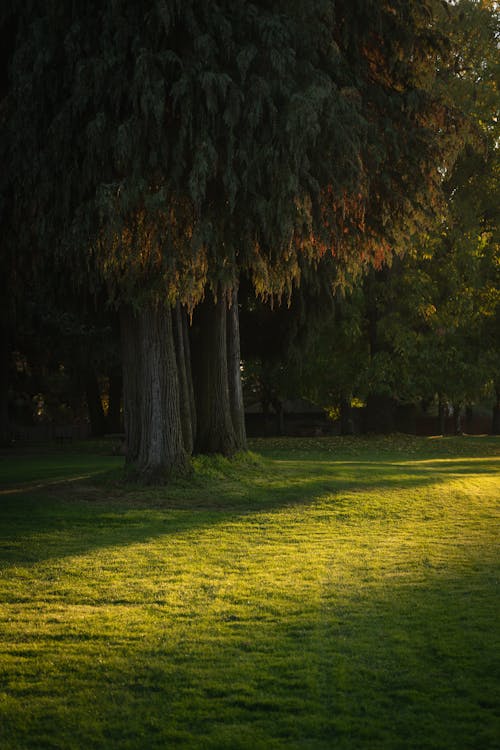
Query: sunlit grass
xmin=0 ymin=436 xmax=499 ymax=748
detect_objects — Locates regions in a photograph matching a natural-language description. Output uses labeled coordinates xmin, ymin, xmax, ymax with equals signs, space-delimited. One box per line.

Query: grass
xmin=0 ymin=435 xmax=499 ymax=749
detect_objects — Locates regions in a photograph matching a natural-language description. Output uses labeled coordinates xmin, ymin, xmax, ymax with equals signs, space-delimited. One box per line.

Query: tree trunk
xmin=194 ymin=286 xmax=238 ymax=455
xmin=271 ymin=397 xmax=285 ymax=436
xmin=120 ymin=302 xmax=189 ymax=481
xmin=173 ymin=302 xmax=194 ymax=455
xmin=227 ymin=286 xmax=247 ymax=451
xmin=438 ymin=396 xmax=446 ymax=435
xmin=340 ymin=396 xmax=354 ymax=435
xmin=85 ymin=369 xmax=106 ymax=437
xmin=182 ymin=304 xmax=197 ymax=442
xmin=492 ymin=386 xmax=500 ymax=435
xmin=452 ymin=403 xmax=462 ymax=435
xmin=107 ymin=369 xmax=123 ymax=433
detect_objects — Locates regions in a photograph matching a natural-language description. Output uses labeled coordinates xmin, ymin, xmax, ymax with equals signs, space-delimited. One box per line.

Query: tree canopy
xmin=2 ymin=0 xmax=497 ymax=471
xmin=5 ymin=0 xmax=462 ymax=302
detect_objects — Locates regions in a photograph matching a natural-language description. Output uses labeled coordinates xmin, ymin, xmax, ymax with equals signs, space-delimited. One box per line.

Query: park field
xmin=0 ymin=435 xmax=499 ymax=749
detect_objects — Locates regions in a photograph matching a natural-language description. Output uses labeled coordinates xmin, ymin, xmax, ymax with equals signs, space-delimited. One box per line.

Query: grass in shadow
xmin=0 ymin=435 xmax=498 ymax=748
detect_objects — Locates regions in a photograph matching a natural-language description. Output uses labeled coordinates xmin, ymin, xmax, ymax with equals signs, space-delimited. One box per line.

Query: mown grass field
xmin=0 ymin=435 xmax=499 ymax=749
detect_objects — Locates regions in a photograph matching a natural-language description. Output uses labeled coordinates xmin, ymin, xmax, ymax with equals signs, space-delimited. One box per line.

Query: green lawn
xmin=0 ymin=436 xmax=499 ymax=749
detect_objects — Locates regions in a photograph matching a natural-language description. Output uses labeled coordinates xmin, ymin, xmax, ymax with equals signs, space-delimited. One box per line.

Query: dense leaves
xmin=1 ymin=0 xmax=497 ymax=470
xmin=4 ymin=0 xmax=460 ymax=304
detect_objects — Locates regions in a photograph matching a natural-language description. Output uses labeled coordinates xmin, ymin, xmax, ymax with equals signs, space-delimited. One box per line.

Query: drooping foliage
xmin=5 ymin=0 xmax=460 ymax=302
xmin=242 ymin=0 xmax=499 ymax=436
xmin=1 ymin=0 xmax=474 ymax=473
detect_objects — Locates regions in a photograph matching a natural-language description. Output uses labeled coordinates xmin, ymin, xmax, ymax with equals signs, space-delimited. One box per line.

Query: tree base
xmin=125 ymin=456 xmax=193 ymax=485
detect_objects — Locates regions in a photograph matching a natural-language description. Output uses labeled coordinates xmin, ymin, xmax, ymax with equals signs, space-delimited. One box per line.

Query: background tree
xmin=414 ymin=0 xmax=500 ymax=429
xmin=268 ymin=0 xmax=500 ymax=436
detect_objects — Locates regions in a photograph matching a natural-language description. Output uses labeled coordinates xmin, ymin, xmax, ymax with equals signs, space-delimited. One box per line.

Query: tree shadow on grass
xmin=0 ymin=443 xmax=498 ymax=569
xmin=1 ymin=566 xmax=498 ymax=750
xmin=1 ymin=441 xmax=498 ymax=746
xmin=0 ymin=452 xmax=123 ymax=490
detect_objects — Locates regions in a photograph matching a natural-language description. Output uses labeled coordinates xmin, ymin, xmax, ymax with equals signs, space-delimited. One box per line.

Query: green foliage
xmin=3 ymin=0 xmax=464 ymax=307
xmin=272 ymin=0 xmax=500 ymax=417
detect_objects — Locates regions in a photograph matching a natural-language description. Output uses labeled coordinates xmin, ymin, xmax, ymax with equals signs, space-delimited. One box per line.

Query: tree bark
xmin=174 ymin=302 xmax=194 ymax=454
xmin=85 ymin=369 xmax=106 ymax=437
xmin=182 ymin=305 xmax=197 ymax=442
xmin=106 ymin=369 xmax=122 ymax=433
xmin=120 ymin=301 xmax=189 ymax=481
xmin=194 ymin=286 xmax=238 ymax=455
xmin=227 ymin=286 xmax=247 ymax=451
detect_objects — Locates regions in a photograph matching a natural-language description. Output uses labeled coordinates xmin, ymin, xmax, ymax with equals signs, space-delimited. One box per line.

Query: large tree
xmin=4 ymin=0 xmax=463 ymax=478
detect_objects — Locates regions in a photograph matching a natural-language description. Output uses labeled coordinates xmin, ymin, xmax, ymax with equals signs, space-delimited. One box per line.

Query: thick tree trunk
xmin=85 ymin=369 xmax=106 ymax=437
xmin=227 ymin=286 xmax=247 ymax=451
xmin=194 ymin=286 xmax=238 ymax=455
xmin=182 ymin=305 xmax=197 ymax=442
xmin=120 ymin=302 xmax=189 ymax=481
xmin=174 ymin=302 xmax=194 ymax=455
